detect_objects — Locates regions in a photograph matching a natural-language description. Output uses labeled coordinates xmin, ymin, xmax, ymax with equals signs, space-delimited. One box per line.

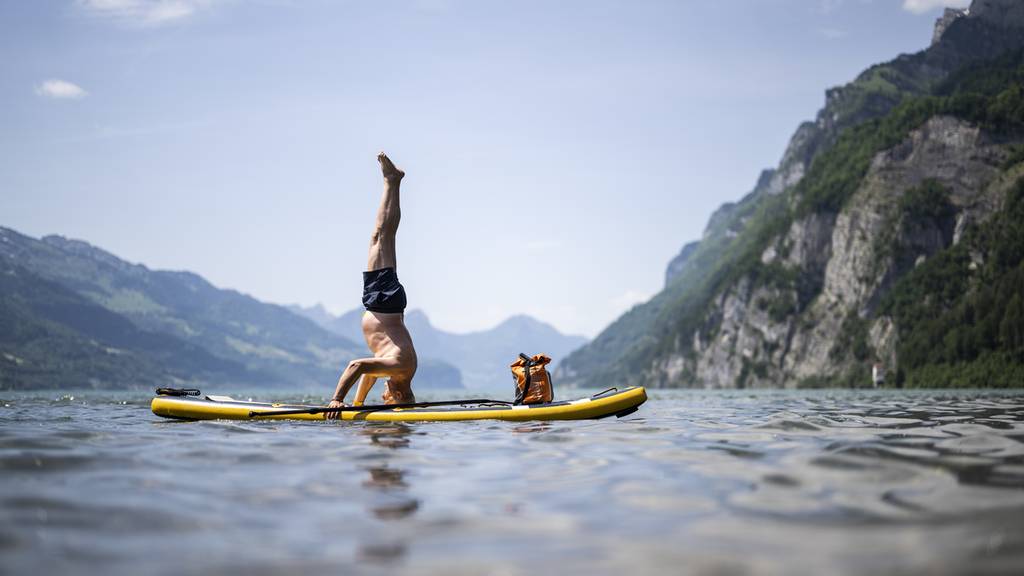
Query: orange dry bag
xmin=510 ymin=353 xmax=554 ymax=405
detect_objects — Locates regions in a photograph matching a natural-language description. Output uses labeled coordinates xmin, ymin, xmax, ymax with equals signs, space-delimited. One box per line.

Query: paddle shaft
xmin=248 ymin=398 xmax=508 ymax=418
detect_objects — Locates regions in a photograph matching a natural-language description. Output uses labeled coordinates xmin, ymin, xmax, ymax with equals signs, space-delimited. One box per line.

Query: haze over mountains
xmin=290 ymin=304 xmax=587 ymax=391
xmin=0 ymin=225 xmax=586 ymax=392
xmin=0 ymin=227 xmax=460 ymax=391
xmin=559 ymin=0 xmax=1024 ymax=389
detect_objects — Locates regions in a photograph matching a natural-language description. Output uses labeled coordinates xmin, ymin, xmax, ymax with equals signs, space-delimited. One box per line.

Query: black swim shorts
xmin=362 ymin=267 xmax=407 ymax=313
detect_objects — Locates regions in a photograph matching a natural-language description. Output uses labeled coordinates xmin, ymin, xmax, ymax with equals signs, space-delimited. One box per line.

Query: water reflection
xmin=356 ymin=423 xmax=418 ymax=563
xmin=2 ymin=389 xmax=1024 ymax=575
xmin=510 ymin=422 xmax=552 ymax=434
xmin=360 ymin=423 xmax=414 ymax=450
xmin=363 ymin=466 xmax=408 ymax=491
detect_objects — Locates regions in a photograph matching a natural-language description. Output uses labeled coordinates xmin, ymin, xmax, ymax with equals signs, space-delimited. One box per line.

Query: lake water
xmin=2 ymin=388 xmax=1023 ymax=576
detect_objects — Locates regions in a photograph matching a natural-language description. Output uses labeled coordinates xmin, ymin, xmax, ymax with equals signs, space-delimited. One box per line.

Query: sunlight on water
xmin=1 ymin=389 xmax=1023 ymax=575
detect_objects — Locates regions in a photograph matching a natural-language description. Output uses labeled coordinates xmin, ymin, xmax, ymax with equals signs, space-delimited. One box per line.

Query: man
xmin=326 ymin=152 xmax=417 ymax=418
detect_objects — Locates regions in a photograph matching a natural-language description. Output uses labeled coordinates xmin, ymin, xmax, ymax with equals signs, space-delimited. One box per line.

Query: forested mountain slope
xmin=0 ymin=228 xmax=460 ymax=390
xmin=559 ymin=0 xmax=1024 ymax=389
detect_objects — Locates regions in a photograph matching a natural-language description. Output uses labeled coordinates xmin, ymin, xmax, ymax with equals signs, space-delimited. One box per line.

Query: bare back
xmin=362 ymin=311 xmax=417 ymax=370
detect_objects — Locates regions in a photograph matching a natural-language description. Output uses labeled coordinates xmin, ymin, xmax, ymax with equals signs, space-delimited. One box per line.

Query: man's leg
xmin=366 ymin=152 xmax=404 ymax=271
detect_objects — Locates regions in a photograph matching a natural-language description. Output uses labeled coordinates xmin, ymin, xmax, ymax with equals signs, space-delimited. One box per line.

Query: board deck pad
xmin=151 ymin=387 xmax=647 ymax=422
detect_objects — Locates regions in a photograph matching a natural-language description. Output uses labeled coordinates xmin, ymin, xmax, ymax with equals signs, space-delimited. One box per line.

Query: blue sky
xmin=0 ymin=0 xmax=969 ymax=336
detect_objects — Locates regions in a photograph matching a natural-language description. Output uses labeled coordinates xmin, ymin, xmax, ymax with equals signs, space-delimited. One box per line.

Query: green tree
xmin=1002 ymin=293 xmax=1023 ymax=354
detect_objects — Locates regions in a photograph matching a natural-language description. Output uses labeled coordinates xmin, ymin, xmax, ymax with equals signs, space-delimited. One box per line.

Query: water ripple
xmin=2 ymin=389 xmax=1024 ymax=575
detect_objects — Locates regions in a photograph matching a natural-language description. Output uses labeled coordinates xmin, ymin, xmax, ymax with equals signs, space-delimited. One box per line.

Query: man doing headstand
xmin=326 ymin=152 xmax=417 ymax=417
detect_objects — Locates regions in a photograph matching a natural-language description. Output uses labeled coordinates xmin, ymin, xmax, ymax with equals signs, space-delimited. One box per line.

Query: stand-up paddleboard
xmin=151 ymin=387 xmax=647 ymax=422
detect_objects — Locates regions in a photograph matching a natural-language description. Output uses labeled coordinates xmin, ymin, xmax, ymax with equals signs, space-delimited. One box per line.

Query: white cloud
xmin=76 ymin=0 xmax=216 ymax=27
xmin=902 ymin=0 xmax=971 ymax=14
xmin=35 ymin=79 xmax=88 ymax=99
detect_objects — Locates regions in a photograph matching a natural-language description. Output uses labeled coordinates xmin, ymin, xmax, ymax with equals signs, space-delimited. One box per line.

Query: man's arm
xmin=326 ymin=356 xmax=402 ymax=419
xmin=353 ymin=375 xmax=377 ymax=406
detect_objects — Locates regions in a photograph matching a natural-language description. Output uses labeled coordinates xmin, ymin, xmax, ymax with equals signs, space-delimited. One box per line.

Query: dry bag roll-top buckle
xmin=514 ymin=353 xmax=535 ymax=405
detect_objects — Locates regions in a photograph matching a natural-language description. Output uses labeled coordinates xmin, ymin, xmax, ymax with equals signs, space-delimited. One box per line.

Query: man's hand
xmin=324 ymin=399 xmax=347 ymax=420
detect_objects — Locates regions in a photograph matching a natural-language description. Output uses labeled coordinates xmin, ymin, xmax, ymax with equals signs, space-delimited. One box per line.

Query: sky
xmin=0 ymin=0 xmax=971 ymax=337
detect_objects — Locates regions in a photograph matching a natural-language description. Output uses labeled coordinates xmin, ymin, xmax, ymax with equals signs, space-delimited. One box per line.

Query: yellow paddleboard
xmin=151 ymin=387 xmax=647 ymax=422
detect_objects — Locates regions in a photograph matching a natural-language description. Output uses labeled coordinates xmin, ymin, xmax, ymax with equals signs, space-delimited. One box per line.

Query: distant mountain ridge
xmin=559 ymin=0 xmax=1024 ymax=389
xmin=0 ymin=227 xmax=461 ymax=390
xmin=290 ymin=305 xmax=588 ymax=391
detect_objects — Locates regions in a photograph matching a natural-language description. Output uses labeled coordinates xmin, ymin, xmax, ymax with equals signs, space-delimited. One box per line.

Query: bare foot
xmin=377 ymin=152 xmax=405 ymax=182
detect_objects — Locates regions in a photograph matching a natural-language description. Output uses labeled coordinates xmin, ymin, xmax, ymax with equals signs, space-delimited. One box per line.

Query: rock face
xmin=682 ymin=110 xmax=1019 ymax=389
xmin=933 ymin=8 xmax=967 ymax=46
xmin=971 ymin=0 xmax=1024 ymax=27
xmin=559 ymin=0 xmax=1024 ymax=389
xmin=689 ymin=117 xmax=1012 ymax=388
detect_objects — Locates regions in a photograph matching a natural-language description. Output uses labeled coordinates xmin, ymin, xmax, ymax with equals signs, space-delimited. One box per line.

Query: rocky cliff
xmin=689 ymin=115 xmax=1020 ymax=388
xmin=559 ymin=0 xmax=1024 ymax=389
xmin=932 ymin=8 xmax=967 ymax=46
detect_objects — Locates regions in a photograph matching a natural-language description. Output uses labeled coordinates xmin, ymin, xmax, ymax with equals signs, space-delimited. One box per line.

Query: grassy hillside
xmin=0 ymin=228 xmax=463 ymax=390
xmin=0 ymin=259 xmax=245 ymax=389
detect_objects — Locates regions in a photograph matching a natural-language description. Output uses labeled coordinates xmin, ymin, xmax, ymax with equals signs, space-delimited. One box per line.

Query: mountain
xmin=1 ymin=256 xmax=238 ymax=389
xmin=291 ymin=305 xmax=588 ymax=391
xmin=0 ymin=227 xmax=461 ymax=390
xmin=558 ymin=0 xmax=1024 ymax=389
